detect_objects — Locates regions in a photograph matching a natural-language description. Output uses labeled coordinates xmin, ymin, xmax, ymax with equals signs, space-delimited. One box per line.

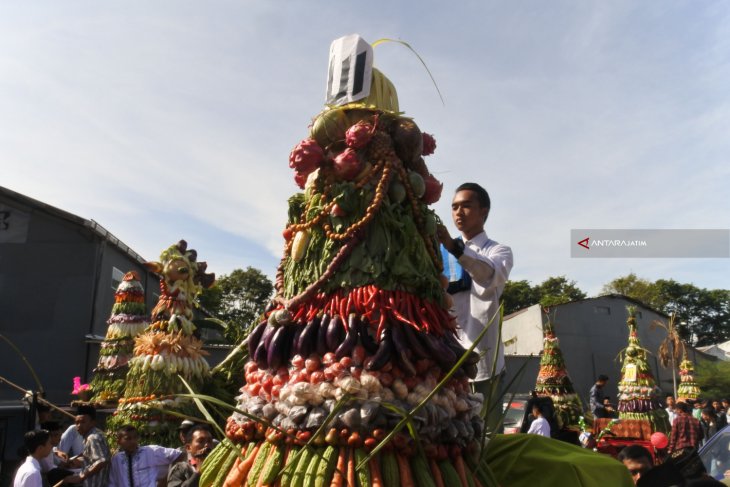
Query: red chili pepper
xmin=293 ymin=306 xmax=305 ymax=322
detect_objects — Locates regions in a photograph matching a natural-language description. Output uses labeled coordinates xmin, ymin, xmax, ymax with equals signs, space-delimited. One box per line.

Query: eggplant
xmin=442 ymin=332 xmax=480 ymax=366
xmin=254 ymin=341 xmax=269 ymax=369
xmin=462 ymin=362 xmax=478 ymax=379
xmin=268 ymin=325 xmax=293 ymax=369
xmin=335 ymin=314 xmax=359 ymax=359
xmin=418 ymin=331 xmax=457 ymax=369
xmin=247 ymin=320 xmax=268 ymax=358
xmin=296 ymin=316 xmax=320 ymax=358
xmin=316 ymin=313 xmax=331 ymax=356
xmin=357 ymin=319 xmax=378 ymax=355
xmin=391 ymin=324 xmax=417 ymax=376
xmin=366 ymin=328 xmax=394 ymax=371
xmin=326 ymin=314 xmax=345 ymax=352
xmin=291 ymin=323 xmax=304 ymax=355
xmin=400 ymin=322 xmax=430 ymax=360
xmin=258 ymin=322 xmax=277 ymax=353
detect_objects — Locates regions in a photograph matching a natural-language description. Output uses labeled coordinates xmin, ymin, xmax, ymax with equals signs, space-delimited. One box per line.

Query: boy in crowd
xmin=13 ymin=430 xmax=52 ymax=487
xmin=108 ymin=425 xmax=184 ymax=487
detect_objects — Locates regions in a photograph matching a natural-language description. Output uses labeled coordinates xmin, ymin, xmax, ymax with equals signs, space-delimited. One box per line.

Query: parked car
xmin=503 ymin=395 xmax=530 ymax=434
xmin=502 ymin=393 xmax=558 ymax=436
xmin=699 ymin=424 xmax=730 ymax=481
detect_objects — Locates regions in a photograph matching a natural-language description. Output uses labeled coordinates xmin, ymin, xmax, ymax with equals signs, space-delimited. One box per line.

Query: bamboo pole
xmin=0 ymin=375 xmax=75 ymax=420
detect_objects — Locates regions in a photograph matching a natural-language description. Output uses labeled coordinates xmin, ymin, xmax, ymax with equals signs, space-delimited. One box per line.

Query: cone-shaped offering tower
xmin=107 ymin=240 xmax=215 ymax=446
xmin=202 ymin=34 xmax=491 ymax=487
xmin=88 ymin=271 xmax=149 ymax=406
xmin=677 ymin=353 xmax=701 ymax=402
xmin=617 ymin=306 xmax=670 ymax=433
xmin=534 ymin=316 xmax=583 ymax=431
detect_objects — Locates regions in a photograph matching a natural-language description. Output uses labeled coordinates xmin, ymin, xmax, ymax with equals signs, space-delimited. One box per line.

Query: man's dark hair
xmin=597 ymin=374 xmax=609 ymax=382
xmin=676 ymin=402 xmax=690 ymax=414
xmin=185 ymin=424 xmax=212 ymax=444
xmin=76 ymin=405 xmax=96 ymax=420
xmin=24 ymin=429 xmax=50 ymax=455
xmin=455 ymin=183 xmax=490 ymax=210
xmin=617 ymin=444 xmax=653 ymax=466
xmin=116 ymin=425 xmax=138 ymax=437
xmin=40 ymin=421 xmax=61 ymax=433
xmin=702 ymin=407 xmax=717 ymax=418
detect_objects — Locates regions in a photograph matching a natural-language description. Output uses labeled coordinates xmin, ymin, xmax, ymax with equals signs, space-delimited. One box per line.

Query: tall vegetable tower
xmin=202 ymin=35 xmax=492 ymax=487
xmin=677 ymin=353 xmax=701 ymax=402
xmin=107 ymin=240 xmax=215 ymax=446
xmin=534 ymin=315 xmax=583 ymax=431
xmin=88 ymin=271 xmax=149 ymax=406
xmin=617 ymin=306 xmax=670 ymax=433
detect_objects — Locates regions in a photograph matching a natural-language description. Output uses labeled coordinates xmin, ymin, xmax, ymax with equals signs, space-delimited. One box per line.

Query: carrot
xmin=396 ymin=453 xmax=416 ymax=487
xmin=429 ymin=458 xmax=445 ymax=487
xmin=346 ymin=448 xmax=357 ymax=487
xmin=369 ymin=456 xmax=384 ymax=487
xmin=332 ymin=445 xmax=347 ymax=487
xmin=223 ymin=444 xmax=260 ymax=487
xmin=222 ymin=453 xmax=243 ymax=486
xmin=454 ymin=454 xmax=469 ymax=487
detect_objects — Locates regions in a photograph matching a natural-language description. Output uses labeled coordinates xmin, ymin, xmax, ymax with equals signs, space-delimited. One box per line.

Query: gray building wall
xmin=501 ymin=296 xmax=711 ymax=406
xmin=0 ymin=188 xmax=158 ymax=405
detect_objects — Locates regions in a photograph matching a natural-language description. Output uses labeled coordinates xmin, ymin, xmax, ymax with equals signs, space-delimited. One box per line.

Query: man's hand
xmin=61 ymin=474 xmax=83 ymax=484
xmin=437 ymin=224 xmax=453 ymax=249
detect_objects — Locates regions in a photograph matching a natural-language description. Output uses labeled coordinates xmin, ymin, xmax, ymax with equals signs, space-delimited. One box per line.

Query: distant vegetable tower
xmin=88 ymin=271 xmax=149 ymax=406
xmin=534 ymin=315 xmax=583 ymax=430
xmin=201 ymin=34 xmax=495 ymax=487
xmin=677 ymin=353 xmax=701 ymax=402
xmin=617 ymin=306 xmax=670 ymax=433
xmin=107 ymin=240 xmax=215 ymax=446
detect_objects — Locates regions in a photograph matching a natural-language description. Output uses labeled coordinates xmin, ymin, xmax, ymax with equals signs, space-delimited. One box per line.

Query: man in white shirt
xmin=58 ymin=423 xmax=85 ymax=459
xmin=666 ymin=395 xmax=677 ymax=426
xmin=13 ymin=430 xmax=53 ymax=487
xmin=109 ymin=425 xmax=184 ymax=487
xmin=438 ymin=183 xmax=514 ymax=432
xmin=527 ymin=404 xmax=551 ymax=438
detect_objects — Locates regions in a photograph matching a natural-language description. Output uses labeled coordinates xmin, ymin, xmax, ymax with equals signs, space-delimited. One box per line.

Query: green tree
xmin=601 ymin=273 xmax=659 ymax=305
xmin=502 ymin=280 xmax=541 ymax=315
xmin=537 ymin=276 xmax=586 ymax=307
xmin=696 ymin=359 xmax=730 ymax=400
xmin=199 ymin=267 xmax=274 ymax=346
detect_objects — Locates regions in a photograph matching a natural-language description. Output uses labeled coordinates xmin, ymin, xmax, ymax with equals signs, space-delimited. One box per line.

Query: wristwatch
xmin=450 ymin=238 xmax=465 ymax=259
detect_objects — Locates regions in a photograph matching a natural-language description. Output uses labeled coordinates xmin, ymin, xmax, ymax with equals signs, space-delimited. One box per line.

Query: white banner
xmin=325 ymin=34 xmax=373 ymax=106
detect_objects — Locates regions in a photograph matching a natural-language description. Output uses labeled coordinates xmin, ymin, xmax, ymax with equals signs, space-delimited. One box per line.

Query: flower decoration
xmin=72 ymin=376 xmax=90 ymax=395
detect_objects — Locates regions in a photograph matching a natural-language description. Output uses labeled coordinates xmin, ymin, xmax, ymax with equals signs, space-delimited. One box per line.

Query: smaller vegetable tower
xmin=677 ymin=353 xmax=701 ymax=402
xmin=617 ymin=306 xmax=670 ymax=433
xmin=88 ymin=271 xmax=149 ymax=406
xmin=107 ymin=240 xmax=215 ymax=446
xmin=534 ymin=315 xmax=583 ymax=431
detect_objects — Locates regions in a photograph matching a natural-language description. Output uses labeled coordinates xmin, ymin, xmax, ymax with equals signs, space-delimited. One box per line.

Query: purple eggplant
xmin=335 ymin=314 xmax=359 ymax=359
xmin=326 ymin=314 xmax=345 ymax=352
xmin=400 ymin=322 xmax=430 ymax=360
xmin=391 ymin=323 xmax=417 ymax=376
xmin=418 ymin=331 xmax=457 ymax=369
xmin=357 ymin=319 xmax=378 ymax=355
xmin=296 ymin=316 xmax=320 ymax=358
xmin=365 ymin=328 xmax=394 ymax=371
xmin=268 ymin=325 xmax=294 ymax=369
xmin=316 ymin=313 xmax=331 ymax=356
xmin=247 ymin=320 xmax=268 ymax=358
xmin=254 ymin=341 xmax=269 ymax=369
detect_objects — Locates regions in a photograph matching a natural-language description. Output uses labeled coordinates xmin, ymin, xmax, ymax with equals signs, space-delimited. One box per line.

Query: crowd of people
xmin=13 ymin=405 xmax=214 ymax=487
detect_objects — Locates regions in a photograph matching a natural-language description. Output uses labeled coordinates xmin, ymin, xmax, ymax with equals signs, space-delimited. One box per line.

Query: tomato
xmin=291 ymin=354 xmax=305 ymax=369
xmin=351 ymin=345 xmax=366 ymax=366
xmin=309 ymin=370 xmax=325 ymax=385
xmin=305 ymin=355 xmax=321 ymax=372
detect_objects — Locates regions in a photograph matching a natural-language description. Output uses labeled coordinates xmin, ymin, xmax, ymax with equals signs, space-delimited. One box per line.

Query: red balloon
xmin=651 ymin=432 xmax=669 ymax=449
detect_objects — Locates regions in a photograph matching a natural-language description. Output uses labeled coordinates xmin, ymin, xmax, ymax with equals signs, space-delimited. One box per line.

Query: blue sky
xmin=2 ymin=1 xmax=728 ymax=295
